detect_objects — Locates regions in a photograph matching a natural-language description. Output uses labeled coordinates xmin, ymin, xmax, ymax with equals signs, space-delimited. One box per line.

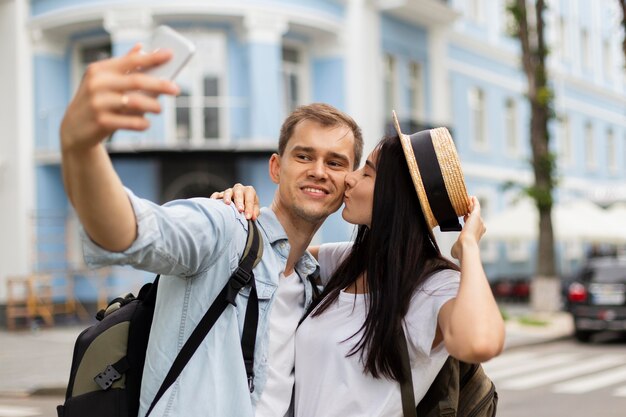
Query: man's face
xmin=270 ymin=119 xmax=356 ymax=225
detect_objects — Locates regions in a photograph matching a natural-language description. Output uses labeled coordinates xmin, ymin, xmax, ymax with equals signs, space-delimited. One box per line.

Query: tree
xmin=619 ymin=0 xmax=626 ymax=59
xmin=508 ymin=0 xmax=559 ymax=312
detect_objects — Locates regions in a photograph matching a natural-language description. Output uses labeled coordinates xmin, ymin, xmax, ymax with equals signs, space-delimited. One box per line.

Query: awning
xmin=484 ymin=199 xmax=626 ymax=244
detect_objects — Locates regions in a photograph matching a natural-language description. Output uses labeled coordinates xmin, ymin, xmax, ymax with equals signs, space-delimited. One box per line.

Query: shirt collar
xmin=257 ymin=207 xmax=318 ymax=275
xmin=256 ymin=207 xmax=288 ymax=244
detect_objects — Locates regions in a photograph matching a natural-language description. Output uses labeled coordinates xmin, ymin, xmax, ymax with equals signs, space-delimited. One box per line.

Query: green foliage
xmin=524 ymin=185 xmax=553 ymax=210
xmin=505 ymin=1 xmax=522 ymax=37
xmin=500 ymin=151 xmax=559 ymax=211
xmin=536 ymin=87 xmax=552 ymax=107
xmin=500 ymin=309 xmax=511 ymax=322
xmin=518 ymin=315 xmax=549 ymax=327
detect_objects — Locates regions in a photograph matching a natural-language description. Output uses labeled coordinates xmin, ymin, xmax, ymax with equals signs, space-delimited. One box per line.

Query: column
xmin=428 ymin=26 xmax=452 ymax=127
xmin=0 ymin=0 xmax=34 ymax=303
xmin=244 ymin=11 xmax=288 ymax=142
xmin=344 ymin=0 xmax=383 ymax=154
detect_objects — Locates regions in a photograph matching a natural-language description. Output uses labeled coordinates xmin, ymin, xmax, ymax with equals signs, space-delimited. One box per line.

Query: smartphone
xmin=142 ymin=25 xmax=196 ymax=81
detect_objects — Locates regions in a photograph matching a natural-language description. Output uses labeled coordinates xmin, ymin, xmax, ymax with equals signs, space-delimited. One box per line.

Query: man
xmin=60 ymin=45 xmax=363 ymax=417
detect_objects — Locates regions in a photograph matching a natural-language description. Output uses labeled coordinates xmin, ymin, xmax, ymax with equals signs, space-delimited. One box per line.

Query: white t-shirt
xmin=255 ymin=271 xmax=305 ymax=417
xmin=294 ymin=242 xmax=460 ymax=417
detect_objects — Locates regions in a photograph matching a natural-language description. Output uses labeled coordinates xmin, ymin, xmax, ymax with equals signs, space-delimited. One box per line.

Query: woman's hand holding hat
xmin=451 ymin=196 xmax=486 ymax=262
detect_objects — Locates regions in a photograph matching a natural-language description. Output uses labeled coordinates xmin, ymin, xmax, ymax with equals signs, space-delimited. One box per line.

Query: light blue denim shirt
xmin=81 ymin=188 xmax=318 ymax=417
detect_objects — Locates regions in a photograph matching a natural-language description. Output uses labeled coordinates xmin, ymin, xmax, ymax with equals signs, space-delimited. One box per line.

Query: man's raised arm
xmin=60 ymin=45 xmax=180 ymax=252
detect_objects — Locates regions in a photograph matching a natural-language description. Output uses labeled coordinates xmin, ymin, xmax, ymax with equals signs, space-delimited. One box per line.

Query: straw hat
xmin=391 ymin=111 xmax=470 ymax=232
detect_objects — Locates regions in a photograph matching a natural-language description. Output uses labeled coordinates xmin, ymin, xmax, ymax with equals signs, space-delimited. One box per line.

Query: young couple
xmin=60 ymin=46 xmax=504 ymax=417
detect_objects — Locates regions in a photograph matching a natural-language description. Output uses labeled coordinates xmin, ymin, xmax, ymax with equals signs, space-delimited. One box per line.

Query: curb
xmin=0 ymin=387 xmax=66 ymax=399
xmin=504 ymin=333 xmax=573 ymax=351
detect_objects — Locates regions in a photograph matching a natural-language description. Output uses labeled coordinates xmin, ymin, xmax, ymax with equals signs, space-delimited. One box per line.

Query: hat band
xmin=410 ymin=131 xmax=462 ymax=232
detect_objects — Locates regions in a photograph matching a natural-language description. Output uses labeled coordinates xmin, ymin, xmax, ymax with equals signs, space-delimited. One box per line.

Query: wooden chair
xmin=5 ymin=274 xmax=55 ymax=330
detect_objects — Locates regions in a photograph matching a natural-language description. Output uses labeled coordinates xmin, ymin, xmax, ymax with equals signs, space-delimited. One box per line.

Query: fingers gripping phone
xmin=142 ymin=25 xmax=196 ymax=80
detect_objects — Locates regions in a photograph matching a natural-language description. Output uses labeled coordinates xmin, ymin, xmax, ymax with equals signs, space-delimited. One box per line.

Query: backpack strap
xmin=145 ymin=220 xmax=263 ymax=417
xmin=398 ymin=327 xmax=418 ymax=417
xmin=399 ymin=327 xmax=461 ymax=417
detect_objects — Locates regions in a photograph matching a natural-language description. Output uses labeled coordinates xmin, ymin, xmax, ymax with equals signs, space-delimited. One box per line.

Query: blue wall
xmin=34 ymin=53 xmax=70 ymax=151
xmin=312 ymin=57 xmax=344 ymax=109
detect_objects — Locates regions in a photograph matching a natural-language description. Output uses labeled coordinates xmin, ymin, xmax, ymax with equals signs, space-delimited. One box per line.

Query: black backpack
xmin=399 ymin=328 xmax=498 ymax=417
xmin=57 ymin=220 xmax=263 ymax=417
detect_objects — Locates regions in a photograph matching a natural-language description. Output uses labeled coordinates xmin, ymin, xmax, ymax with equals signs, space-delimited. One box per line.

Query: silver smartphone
xmin=142 ymin=25 xmax=196 ymax=81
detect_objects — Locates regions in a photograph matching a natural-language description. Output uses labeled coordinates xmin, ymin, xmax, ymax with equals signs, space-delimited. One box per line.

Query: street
xmin=0 ymin=396 xmax=60 ymax=417
xmin=485 ymin=333 xmax=626 ymax=417
xmin=2 ymin=334 xmax=626 ymax=417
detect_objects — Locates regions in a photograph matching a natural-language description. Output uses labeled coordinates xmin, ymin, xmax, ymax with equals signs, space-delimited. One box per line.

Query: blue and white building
xmin=1 ymin=0 xmax=624 ymax=313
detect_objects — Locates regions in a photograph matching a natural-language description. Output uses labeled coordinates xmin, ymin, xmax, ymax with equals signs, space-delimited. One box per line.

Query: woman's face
xmin=342 ymin=150 xmax=377 ymax=227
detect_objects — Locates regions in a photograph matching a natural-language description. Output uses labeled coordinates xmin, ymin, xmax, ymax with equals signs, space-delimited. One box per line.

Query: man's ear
xmin=269 ymin=153 xmax=281 ymax=185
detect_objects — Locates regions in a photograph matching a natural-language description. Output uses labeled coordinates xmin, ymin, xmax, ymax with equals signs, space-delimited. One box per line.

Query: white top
xmin=255 ymin=271 xmax=305 ymax=417
xmin=294 ymin=242 xmax=460 ymax=417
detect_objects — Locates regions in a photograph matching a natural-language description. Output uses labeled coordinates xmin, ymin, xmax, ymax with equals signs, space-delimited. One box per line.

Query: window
xmin=558 ymin=16 xmax=569 ymax=60
xmin=584 ymin=122 xmax=595 ymax=170
xmin=171 ymin=32 xmax=226 ymax=144
xmin=504 ymin=98 xmax=518 ymax=156
xmin=607 ymin=128 xmax=617 ymax=173
xmin=506 ymin=240 xmax=529 ymax=262
xmin=580 ymin=28 xmax=590 ymax=69
xmin=74 ymin=41 xmax=112 ymax=144
xmin=468 ymin=0 xmax=484 ymax=23
xmin=469 ymin=87 xmax=487 ymax=150
xmin=603 ymin=39 xmax=612 ymax=80
xmin=384 ymin=54 xmax=397 ymax=114
xmin=282 ymin=45 xmax=304 ymax=115
xmin=480 ymin=240 xmax=498 ymax=263
xmin=79 ymin=42 xmax=112 ymax=75
xmin=407 ymin=61 xmax=424 ymax=121
xmin=559 ymin=116 xmax=572 ymax=166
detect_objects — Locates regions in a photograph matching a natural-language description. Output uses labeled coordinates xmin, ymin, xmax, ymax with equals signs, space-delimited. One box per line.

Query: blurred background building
xmin=0 ymin=0 xmax=624 ymax=325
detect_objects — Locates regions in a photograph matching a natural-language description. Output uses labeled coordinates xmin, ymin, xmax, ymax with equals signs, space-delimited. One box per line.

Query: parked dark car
xmin=567 ymin=257 xmax=626 ymax=342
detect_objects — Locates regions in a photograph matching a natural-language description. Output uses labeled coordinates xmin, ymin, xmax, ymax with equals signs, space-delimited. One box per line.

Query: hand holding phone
xmin=141 ymin=26 xmax=196 ymax=81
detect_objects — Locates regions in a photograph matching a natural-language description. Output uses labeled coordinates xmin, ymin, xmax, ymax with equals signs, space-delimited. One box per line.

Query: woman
xmin=216 ymin=122 xmax=504 ymax=416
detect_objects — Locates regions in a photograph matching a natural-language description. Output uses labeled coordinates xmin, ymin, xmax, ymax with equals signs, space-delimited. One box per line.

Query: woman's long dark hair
xmin=309 ymin=134 xmax=459 ymax=383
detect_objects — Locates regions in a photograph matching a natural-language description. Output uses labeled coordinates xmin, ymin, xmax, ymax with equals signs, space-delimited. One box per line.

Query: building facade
xmin=0 ymin=0 xmax=624 ymax=312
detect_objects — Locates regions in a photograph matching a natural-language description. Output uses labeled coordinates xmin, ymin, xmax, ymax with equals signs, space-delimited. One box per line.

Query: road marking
xmin=553 ymin=365 xmax=626 ymax=394
xmin=0 ymin=405 xmax=40 ymax=417
xmin=486 ymin=353 xmax=581 ymax=380
xmin=482 ymin=351 xmax=537 ymax=372
xmin=613 ymin=385 xmax=626 ymax=397
xmin=500 ymin=355 xmax=625 ymax=390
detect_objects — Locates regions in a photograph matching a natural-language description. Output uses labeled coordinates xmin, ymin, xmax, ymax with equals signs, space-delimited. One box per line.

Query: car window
xmin=589 ymin=264 xmax=626 ymax=284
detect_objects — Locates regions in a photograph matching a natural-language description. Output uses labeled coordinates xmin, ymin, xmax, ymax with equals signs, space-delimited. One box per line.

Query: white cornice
xmin=448 ymin=58 xmax=525 ymax=93
xmin=553 ymin=71 xmax=626 ymax=107
xmin=462 ymin=163 xmax=532 ymax=185
xmin=103 ymin=9 xmax=154 ymax=42
xmin=28 ymin=1 xmax=342 ymax=39
xmin=463 ymin=162 xmax=626 ymax=204
xmin=377 ymin=0 xmax=461 ymax=27
xmin=556 ymin=96 xmax=626 ymax=128
xmin=243 ymin=11 xmax=288 ymax=44
xmin=448 ymin=31 xmax=520 ymax=68
xmin=31 ymin=28 xmax=67 ymax=57
xmin=561 ymin=177 xmax=626 ymax=204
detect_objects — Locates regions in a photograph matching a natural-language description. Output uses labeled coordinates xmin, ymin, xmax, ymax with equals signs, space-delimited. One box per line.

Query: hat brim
xmin=391 ymin=111 xmax=470 ymax=231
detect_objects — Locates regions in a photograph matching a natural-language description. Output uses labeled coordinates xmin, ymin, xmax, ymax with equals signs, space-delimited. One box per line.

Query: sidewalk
xmin=0 ymin=325 xmax=84 ymax=397
xmin=0 ymin=303 xmax=574 ymax=397
xmin=500 ymin=302 xmax=574 ymax=349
